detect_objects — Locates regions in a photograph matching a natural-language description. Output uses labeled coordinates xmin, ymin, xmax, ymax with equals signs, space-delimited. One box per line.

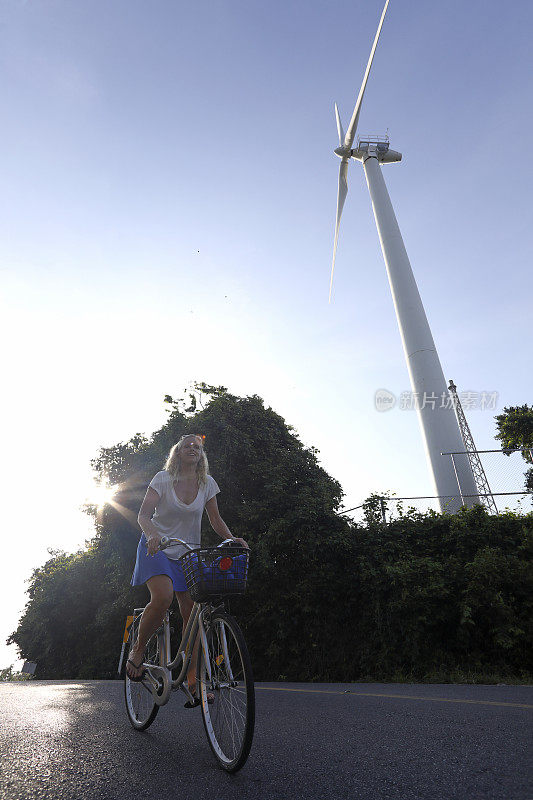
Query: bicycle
xmin=118 ymin=537 xmax=255 ymax=773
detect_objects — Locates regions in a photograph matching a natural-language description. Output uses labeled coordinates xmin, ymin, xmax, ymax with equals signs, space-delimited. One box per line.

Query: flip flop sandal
xmin=184 ymin=687 xmax=215 ymax=708
xmin=126 ymin=654 xmax=146 ymax=682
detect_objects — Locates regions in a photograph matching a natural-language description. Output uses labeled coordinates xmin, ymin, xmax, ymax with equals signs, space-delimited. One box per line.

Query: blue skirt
xmin=131 ymin=536 xmax=188 ymax=592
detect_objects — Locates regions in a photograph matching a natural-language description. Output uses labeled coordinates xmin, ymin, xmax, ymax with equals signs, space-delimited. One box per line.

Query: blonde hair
xmin=164 ymin=434 xmax=209 ymax=486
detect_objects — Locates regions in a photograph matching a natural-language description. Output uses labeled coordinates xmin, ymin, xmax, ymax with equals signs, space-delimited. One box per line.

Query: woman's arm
xmin=138 ymin=487 xmax=162 ymax=556
xmin=205 ymin=496 xmax=249 ymax=549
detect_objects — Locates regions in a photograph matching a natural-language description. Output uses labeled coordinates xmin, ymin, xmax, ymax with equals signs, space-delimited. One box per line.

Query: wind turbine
xmin=330 ymin=0 xmax=478 ymax=512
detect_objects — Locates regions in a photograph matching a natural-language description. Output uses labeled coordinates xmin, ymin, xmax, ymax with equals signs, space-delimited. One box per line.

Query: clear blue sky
xmin=1 ymin=0 xmax=532 ymax=668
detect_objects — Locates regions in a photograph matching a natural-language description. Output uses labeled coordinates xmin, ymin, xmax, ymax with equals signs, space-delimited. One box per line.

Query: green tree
xmin=495 ymin=404 xmax=533 ymax=491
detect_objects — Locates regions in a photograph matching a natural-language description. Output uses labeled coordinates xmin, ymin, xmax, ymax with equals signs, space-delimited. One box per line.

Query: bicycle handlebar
xmin=158 ymin=537 xmax=194 ymax=551
xmin=159 ymin=536 xmax=236 ymax=551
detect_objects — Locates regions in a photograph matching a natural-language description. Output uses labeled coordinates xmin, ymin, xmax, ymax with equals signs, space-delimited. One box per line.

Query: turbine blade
xmin=344 ymin=0 xmax=390 ymax=149
xmin=334 ymin=102 xmax=345 ymax=146
xmin=329 ymin=158 xmax=349 ymax=303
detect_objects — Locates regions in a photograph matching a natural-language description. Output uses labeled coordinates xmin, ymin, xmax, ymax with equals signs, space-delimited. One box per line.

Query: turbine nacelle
xmin=334 ymin=143 xmax=402 ymax=163
xmin=352 ymin=142 xmax=402 ymax=164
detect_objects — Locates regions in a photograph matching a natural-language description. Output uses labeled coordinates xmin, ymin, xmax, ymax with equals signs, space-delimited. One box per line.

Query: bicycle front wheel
xmin=198 ymin=611 xmax=255 ymax=772
xmin=124 ymin=627 xmax=159 ymax=731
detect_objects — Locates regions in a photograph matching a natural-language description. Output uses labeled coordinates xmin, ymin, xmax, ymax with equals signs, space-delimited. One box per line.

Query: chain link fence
xmin=340 ymin=448 xmax=532 ymax=523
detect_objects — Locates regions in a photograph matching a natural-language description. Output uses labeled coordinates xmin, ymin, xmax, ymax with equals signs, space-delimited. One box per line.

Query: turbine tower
xmin=330 ymin=0 xmax=478 ymax=512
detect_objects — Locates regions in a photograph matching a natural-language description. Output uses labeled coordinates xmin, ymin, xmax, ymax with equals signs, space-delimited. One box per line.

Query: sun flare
xmin=87 ymin=481 xmax=117 ymax=508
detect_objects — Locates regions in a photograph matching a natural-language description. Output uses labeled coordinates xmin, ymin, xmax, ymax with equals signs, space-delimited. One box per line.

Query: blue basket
xmin=179 ymin=547 xmax=249 ymax=602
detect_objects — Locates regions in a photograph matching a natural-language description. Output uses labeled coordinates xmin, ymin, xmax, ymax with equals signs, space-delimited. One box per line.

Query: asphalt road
xmin=0 ymin=681 xmax=531 ymax=800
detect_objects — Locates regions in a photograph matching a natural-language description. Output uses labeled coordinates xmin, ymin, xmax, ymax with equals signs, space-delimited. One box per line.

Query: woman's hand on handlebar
xmin=146 ymin=534 xmax=162 ymax=556
xmin=231 ymin=537 xmax=249 ymax=550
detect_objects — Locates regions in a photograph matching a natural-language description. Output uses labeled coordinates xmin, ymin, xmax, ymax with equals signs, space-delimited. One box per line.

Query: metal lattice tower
xmin=448 ymin=380 xmax=498 ymax=513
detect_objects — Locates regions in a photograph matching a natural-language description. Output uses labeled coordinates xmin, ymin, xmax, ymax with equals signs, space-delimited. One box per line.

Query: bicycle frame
xmin=137 ymin=599 xmax=220 ymax=707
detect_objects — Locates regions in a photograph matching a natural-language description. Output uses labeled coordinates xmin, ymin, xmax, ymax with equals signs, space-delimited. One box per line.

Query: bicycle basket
xmin=179 ymin=546 xmax=249 ymax=602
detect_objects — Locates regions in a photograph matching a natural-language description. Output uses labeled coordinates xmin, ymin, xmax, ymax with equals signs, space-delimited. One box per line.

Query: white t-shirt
xmin=148 ymin=471 xmax=220 ymax=560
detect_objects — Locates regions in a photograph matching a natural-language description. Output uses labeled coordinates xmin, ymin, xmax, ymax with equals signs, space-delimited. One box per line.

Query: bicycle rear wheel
xmin=198 ymin=610 xmax=255 ymax=772
xmin=124 ymin=623 xmax=159 ymax=731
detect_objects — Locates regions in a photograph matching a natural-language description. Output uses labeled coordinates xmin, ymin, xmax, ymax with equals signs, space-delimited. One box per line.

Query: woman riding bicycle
xmin=127 ymin=433 xmax=249 ymax=703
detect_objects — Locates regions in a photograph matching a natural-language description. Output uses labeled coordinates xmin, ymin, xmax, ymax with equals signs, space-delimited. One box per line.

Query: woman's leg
xmin=175 ymin=590 xmax=196 ymax=690
xmin=127 ymin=575 xmax=174 ymax=678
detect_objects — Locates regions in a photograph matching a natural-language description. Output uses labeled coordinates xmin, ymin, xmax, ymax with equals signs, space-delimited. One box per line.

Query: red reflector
xmin=218 ymin=557 xmax=233 ymax=571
